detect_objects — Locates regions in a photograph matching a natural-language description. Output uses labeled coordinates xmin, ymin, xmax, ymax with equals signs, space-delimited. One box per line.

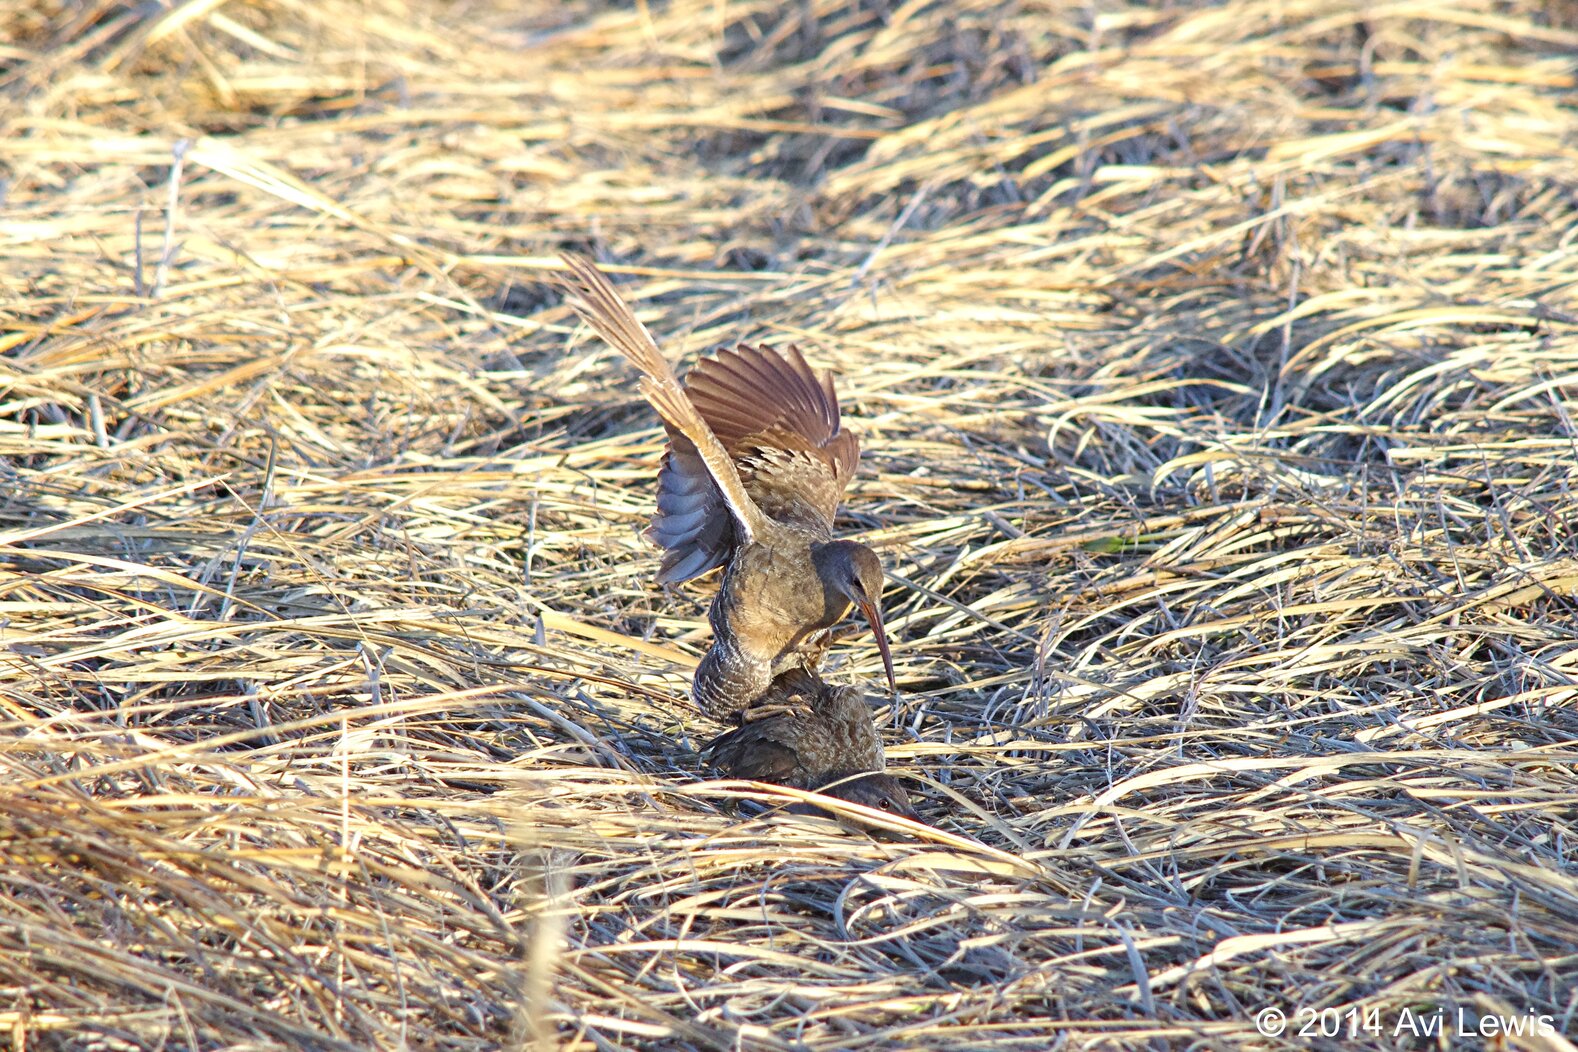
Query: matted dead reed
xmin=3 ymin=0 xmax=1577 ymax=1048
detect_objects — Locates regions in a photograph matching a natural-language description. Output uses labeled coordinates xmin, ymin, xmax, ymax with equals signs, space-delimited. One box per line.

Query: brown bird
xmin=703 ymin=668 xmax=915 ymax=818
xmin=557 ymin=253 xmax=895 ymax=722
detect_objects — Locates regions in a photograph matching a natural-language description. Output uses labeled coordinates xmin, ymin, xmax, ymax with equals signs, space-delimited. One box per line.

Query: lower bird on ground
xmin=702 ymin=667 xmax=916 ymax=820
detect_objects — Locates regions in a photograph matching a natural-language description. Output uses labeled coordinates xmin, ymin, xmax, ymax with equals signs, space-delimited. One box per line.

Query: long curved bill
xmin=855 ymin=596 xmax=897 ymax=694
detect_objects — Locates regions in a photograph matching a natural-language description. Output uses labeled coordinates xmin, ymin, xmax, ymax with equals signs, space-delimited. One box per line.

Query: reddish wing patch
xmin=687 ymin=346 xmax=856 ymax=473
xmin=688 ymin=345 xmax=859 ymax=523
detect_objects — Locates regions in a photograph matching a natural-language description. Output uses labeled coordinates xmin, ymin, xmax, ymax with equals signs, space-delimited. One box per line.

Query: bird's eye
xmin=878 ymin=799 xmax=892 ymax=810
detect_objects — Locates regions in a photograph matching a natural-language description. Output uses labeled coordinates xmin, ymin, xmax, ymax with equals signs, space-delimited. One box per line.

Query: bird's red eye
xmin=879 ymin=799 xmax=891 ymax=810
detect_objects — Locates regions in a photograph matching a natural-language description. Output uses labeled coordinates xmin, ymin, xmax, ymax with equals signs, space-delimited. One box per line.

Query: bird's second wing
xmin=683 ymin=344 xmax=861 ymax=534
xmin=647 ymin=435 xmax=736 ymax=583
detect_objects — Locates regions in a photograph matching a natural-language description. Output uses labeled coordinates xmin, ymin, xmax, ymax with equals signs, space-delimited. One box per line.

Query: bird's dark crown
xmin=813 ymin=540 xmax=884 ymax=603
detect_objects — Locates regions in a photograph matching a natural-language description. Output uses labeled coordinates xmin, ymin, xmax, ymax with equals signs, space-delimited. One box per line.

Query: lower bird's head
xmin=813 ymin=540 xmax=896 ymax=692
xmin=819 ymin=772 xmax=917 ymax=821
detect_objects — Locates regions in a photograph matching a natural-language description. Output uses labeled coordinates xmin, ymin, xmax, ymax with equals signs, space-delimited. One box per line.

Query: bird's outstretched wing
xmin=558 ymin=255 xmax=863 ymax=584
xmin=650 ymin=343 xmax=860 ymax=581
xmin=557 ymin=253 xmax=767 ymax=554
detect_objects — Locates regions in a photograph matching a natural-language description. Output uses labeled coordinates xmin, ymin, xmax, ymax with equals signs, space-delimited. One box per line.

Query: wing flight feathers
xmin=685 ymin=345 xmax=859 ymax=487
xmin=558 ymin=253 xmax=765 ymax=544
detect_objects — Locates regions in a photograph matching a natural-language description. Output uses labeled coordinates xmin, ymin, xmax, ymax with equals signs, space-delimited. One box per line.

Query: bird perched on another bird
xmin=703 ymin=667 xmax=915 ymax=819
xmin=556 ymin=253 xmax=896 ymax=722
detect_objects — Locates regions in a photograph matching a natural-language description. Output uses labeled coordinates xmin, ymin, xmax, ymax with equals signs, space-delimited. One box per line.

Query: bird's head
xmin=813 ymin=540 xmax=896 ymax=692
xmin=820 ymin=772 xmax=917 ymax=821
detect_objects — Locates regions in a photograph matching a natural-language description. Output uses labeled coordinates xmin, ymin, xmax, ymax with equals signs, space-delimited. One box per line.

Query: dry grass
xmin=4 ymin=0 xmax=1578 ymax=1048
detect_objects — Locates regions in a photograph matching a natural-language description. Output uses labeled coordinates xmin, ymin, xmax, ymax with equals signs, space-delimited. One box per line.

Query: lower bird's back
xmin=702 ymin=671 xmax=885 ymax=788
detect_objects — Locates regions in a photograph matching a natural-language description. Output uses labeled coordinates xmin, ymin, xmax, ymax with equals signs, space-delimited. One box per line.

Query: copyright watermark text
xmin=1253 ymin=1004 xmax=1557 ymax=1040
